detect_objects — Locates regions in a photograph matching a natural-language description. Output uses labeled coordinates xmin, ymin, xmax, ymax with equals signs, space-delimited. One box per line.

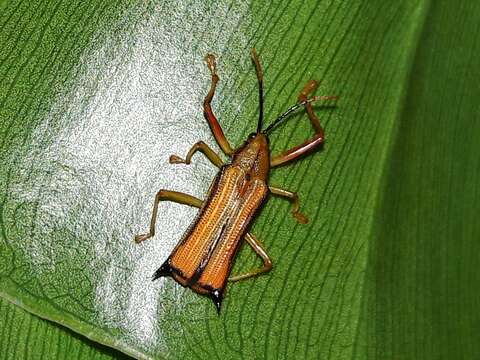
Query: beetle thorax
xmin=231 ymin=133 xmax=269 ymax=180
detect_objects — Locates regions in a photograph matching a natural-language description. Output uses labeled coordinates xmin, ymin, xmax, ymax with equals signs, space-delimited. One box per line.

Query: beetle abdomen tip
xmin=152 ymin=261 xmax=172 ymax=281
xmin=210 ymin=289 xmax=223 ymax=314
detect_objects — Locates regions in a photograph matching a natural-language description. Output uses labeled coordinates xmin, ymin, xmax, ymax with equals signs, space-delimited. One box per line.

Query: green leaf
xmin=354 ymin=1 xmax=480 ymax=358
xmin=0 ymin=297 xmax=130 ymax=360
xmin=1 ymin=0 xmax=479 ymax=359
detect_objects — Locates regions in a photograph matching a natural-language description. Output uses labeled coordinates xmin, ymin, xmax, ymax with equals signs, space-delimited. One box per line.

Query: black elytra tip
xmin=210 ymin=289 xmax=223 ymax=314
xmin=152 ymin=261 xmax=172 ymax=281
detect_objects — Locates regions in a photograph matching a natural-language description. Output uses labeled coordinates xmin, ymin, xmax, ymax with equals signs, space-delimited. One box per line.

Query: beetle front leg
xmin=229 ymin=233 xmax=272 ymax=282
xmin=270 ymin=80 xmax=335 ymax=167
xmin=269 ymin=186 xmax=308 ymax=224
xmin=169 ymin=141 xmax=224 ymax=168
xmin=299 ymin=80 xmax=323 ymax=132
xmin=135 ymin=191 xmax=203 ymax=243
xmin=270 ymin=134 xmax=324 ymax=167
xmin=204 ymin=54 xmax=234 ymax=157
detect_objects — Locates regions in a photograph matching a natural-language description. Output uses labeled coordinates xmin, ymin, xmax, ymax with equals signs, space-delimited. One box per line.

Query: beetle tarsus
xmin=169 ymin=154 xmax=186 ymax=164
xmin=134 ymin=233 xmax=151 ymax=243
xmin=205 ymin=54 xmax=217 ymax=76
xmin=293 ymin=211 xmax=309 ymax=224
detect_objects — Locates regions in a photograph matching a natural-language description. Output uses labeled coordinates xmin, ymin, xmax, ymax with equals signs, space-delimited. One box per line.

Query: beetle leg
xmin=204 ymin=54 xmax=234 ymax=157
xmin=269 ymin=186 xmax=308 ymax=224
xmin=270 ymin=80 xmax=335 ymax=167
xmin=169 ymin=141 xmax=224 ymax=168
xmin=229 ymin=232 xmax=272 ymax=282
xmin=270 ymin=134 xmax=324 ymax=167
xmin=298 ymin=80 xmax=323 ymax=132
xmin=135 ymin=191 xmax=203 ymax=243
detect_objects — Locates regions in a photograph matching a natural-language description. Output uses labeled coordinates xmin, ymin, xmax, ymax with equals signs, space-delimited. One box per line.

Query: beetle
xmin=134 ymin=49 xmax=336 ymax=312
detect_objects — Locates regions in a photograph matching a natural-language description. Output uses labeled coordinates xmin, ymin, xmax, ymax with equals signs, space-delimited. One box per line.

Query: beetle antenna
xmin=263 ymin=95 xmax=337 ymax=134
xmin=251 ymin=48 xmax=264 ymax=133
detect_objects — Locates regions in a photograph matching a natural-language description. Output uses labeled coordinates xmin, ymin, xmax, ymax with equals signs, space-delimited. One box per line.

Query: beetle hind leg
xmin=134 ymin=190 xmax=203 ymax=243
xmin=229 ymin=233 xmax=273 ymax=282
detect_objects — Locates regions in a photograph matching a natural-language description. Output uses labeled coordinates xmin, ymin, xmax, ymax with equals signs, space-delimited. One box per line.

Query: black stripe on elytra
xmin=187 ymin=220 xmax=229 ymax=286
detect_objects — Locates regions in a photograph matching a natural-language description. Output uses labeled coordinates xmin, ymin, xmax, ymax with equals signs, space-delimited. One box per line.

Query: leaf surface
xmin=0 ymin=297 xmax=129 ymax=360
xmin=1 ymin=0 xmax=478 ymax=359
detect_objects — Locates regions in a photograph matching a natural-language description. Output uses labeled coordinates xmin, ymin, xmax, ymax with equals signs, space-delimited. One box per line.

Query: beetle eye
xmin=248 ymin=132 xmax=256 ymax=140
